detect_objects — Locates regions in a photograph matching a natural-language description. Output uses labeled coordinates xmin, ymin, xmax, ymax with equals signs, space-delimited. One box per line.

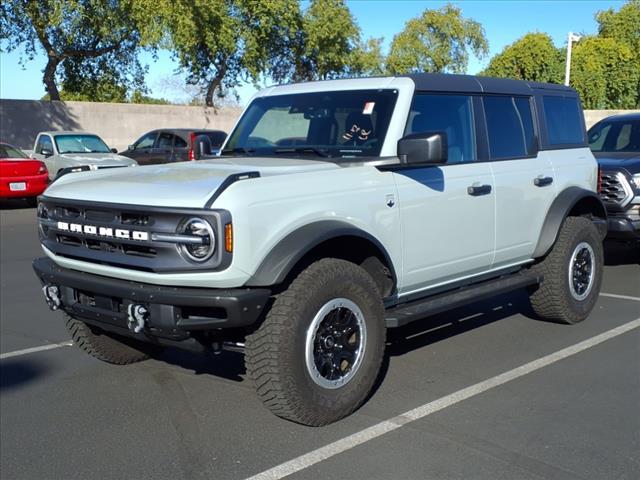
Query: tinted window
xmin=484 ymin=96 xmax=536 ymax=159
xmin=36 ymin=135 xmax=53 ymax=154
xmin=199 ymin=131 xmax=227 ymax=147
xmin=156 ymin=132 xmax=173 ymax=148
xmin=543 ymin=96 xmax=585 ymax=145
xmin=406 ymin=94 xmax=475 ymax=163
xmin=174 ymin=135 xmax=188 ymax=148
xmin=0 ymin=144 xmax=28 ymax=158
xmin=588 ymin=119 xmax=640 ymax=152
xmin=135 ymin=132 xmax=156 ymax=149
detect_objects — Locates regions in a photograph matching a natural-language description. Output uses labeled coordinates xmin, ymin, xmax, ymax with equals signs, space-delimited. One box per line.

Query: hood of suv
xmin=594 ymin=152 xmax=640 ymax=174
xmin=44 ymin=156 xmax=339 ymax=208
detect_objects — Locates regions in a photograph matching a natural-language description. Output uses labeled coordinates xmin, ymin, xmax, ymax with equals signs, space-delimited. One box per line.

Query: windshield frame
xmin=222 ymin=89 xmax=399 ymax=161
xmin=53 ymin=134 xmax=112 ymax=154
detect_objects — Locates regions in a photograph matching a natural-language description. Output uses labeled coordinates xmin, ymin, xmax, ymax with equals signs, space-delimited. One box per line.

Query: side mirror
xmin=128 ymin=144 xmax=135 ymax=151
xmin=110 ymin=148 xmax=118 ymax=153
xmin=40 ymin=148 xmax=53 ymax=157
xmin=397 ymin=132 xmax=448 ymax=166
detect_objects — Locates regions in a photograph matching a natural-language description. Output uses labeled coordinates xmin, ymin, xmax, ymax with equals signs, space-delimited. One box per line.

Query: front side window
xmin=224 ymin=89 xmax=398 ymax=159
xmin=406 ymin=94 xmax=476 ymax=163
xmin=484 ymin=95 xmax=536 ymax=159
xmin=54 ymin=134 xmax=111 ymax=154
xmin=543 ymin=96 xmax=585 ymax=146
xmin=135 ymin=132 xmax=157 ymax=149
xmin=588 ymin=119 xmax=640 ymax=153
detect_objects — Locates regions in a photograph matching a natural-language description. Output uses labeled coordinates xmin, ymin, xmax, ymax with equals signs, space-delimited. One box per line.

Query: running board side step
xmin=385 ymin=272 xmax=541 ymax=328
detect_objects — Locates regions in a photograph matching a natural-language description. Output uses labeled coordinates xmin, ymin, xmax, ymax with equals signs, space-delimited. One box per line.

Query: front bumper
xmin=606 ymin=215 xmax=640 ymax=240
xmin=33 ymin=257 xmax=271 ymax=340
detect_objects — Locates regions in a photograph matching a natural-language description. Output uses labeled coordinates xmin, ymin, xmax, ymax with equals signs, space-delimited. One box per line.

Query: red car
xmin=0 ymin=142 xmax=49 ymax=204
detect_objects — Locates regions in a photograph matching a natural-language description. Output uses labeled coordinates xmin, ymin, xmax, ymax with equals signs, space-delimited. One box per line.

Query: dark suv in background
xmin=120 ymin=129 xmax=227 ymax=165
xmin=588 ymin=112 xmax=640 ymax=242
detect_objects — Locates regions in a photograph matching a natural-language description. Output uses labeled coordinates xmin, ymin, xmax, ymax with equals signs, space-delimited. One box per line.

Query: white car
xmin=34 ymin=74 xmax=606 ymax=426
xmin=31 ymin=131 xmax=137 ymax=180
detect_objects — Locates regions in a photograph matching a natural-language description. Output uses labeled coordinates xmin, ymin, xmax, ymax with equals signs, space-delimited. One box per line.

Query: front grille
xmin=599 ymin=171 xmax=632 ymax=207
xmin=37 ymin=197 xmax=231 ymax=272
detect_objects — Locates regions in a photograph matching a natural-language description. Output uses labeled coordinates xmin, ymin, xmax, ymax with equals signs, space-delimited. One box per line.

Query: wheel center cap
xmin=323 ymin=336 xmax=335 ymax=349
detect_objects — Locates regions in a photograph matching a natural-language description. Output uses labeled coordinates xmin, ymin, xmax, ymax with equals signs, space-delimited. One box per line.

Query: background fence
xmin=1 ymin=99 xmax=638 ymax=152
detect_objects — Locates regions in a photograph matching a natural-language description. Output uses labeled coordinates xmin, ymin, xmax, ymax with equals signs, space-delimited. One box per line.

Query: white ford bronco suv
xmin=34 ymin=74 xmax=607 ymax=426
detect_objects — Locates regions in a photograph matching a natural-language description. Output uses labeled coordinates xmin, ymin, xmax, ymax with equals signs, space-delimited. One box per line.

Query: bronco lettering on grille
xmin=57 ymin=221 xmax=149 ymax=241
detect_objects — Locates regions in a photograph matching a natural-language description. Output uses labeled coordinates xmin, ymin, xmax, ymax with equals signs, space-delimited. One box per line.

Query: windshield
xmin=223 ymin=89 xmax=398 ymax=159
xmin=54 ymin=134 xmax=111 ymax=154
xmin=0 ymin=144 xmax=28 ymax=159
xmin=588 ymin=119 xmax=640 ymax=153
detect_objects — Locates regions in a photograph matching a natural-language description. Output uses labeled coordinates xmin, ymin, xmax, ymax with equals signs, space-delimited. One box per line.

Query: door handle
xmin=467 ymin=184 xmax=492 ymax=196
xmin=533 ymin=176 xmax=553 ymax=187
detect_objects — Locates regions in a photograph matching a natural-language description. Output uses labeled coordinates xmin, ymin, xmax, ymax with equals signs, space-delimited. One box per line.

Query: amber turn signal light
xmin=225 ymin=223 xmax=233 ymax=253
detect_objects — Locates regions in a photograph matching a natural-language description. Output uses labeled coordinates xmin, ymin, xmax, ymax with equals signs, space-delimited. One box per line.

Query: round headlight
xmin=180 ymin=218 xmax=216 ymax=262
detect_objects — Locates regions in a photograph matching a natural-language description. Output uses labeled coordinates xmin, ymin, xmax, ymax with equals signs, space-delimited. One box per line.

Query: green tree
xmin=0 ymin=0 xmax=151 ymax=101
xmin=152 ymin=0 xmax=302 ymax=107
xmin=480 ymin=33 xmax=563 ymax=83
xmin=595 ymin=0 xmax=640 ymax=107
xmin=571 ymin=36 xmax=639 ymax=109
xmin=386 ymin=3 xmax=488 ymax=75
xmin=292 ymin=0 xmax=383 ymax=81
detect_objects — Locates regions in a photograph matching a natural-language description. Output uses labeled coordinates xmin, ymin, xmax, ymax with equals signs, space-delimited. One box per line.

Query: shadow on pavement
xmin=0 ymin=198 xmax=36 ymax=210
xmin=157 ymin=348 xmax=245 ymax=382
xmin=0 ymin=358 xmax=49 ymax=392
xmin=604 ymin=240 xmax=640 ymax=266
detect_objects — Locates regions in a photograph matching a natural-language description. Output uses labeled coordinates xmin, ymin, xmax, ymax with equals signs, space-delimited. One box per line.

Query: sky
xmin=0 ymin=0 xmax=626 ymax=106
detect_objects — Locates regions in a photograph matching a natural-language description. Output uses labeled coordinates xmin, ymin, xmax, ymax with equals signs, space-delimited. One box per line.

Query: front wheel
xmin=529 ymin=216 xmax=604 ymax=324
xmin=245 ymin=258 xmax=386 ymax=426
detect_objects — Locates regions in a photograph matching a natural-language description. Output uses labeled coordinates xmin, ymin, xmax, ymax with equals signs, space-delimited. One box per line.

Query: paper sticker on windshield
xmin=362 ymin=102 xmax=375 ymax=115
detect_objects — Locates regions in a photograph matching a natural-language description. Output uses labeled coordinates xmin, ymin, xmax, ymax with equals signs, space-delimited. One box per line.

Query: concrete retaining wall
xmin=1 ymin=99 xmax=638 ymax=152
xmin=0 ymin=99 xmax=242 ymax=152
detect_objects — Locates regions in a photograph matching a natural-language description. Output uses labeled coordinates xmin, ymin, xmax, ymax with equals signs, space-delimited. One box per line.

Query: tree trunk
xmin=205 ymin=76 xmax=222 ymax=107
xmin=43 ymin=56 xmax=61 ymax=101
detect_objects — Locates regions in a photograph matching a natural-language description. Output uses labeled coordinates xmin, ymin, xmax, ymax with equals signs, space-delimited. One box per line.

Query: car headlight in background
xmin=631 ymin=173 xmax=640 ymax=190
xmin=179 ymin=217 xmax=216 ymax=261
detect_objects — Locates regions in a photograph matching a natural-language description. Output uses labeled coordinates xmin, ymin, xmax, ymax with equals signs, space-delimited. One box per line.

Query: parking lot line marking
xmin=600 ymin=292 xmax=640 ymax=302
xmin=0 ymin=341 xmax=73 ymax=360
xmin=246 ymin=318 xmax=640 ymax=480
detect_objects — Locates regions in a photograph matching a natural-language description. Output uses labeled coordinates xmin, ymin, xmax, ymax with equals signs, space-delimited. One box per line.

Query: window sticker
xmin=362 ymin=102 xmax=375 ymax=115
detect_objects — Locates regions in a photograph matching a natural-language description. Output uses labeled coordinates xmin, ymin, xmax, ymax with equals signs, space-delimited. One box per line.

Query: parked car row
xmin=0 ymin=128 xmax=227 ymax=203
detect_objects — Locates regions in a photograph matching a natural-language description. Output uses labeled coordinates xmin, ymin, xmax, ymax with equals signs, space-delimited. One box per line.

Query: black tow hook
xmin=43 ymin=285 xmax=61 ymax=311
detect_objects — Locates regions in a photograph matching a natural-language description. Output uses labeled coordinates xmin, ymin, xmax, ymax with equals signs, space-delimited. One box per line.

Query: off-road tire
xmin=65 ymin=314 xmax=162 ymax=364
xmin=245 ymin=258 xmax=386 ymax=426
xmin=529 ymin=216 xmax=603 ymax=324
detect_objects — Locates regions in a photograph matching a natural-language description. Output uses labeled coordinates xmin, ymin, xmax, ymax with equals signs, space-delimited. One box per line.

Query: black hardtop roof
xmin=403 ymin=73 xmax=577 ymax=96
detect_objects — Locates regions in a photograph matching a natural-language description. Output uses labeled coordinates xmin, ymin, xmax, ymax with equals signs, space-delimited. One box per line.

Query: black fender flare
xmin=245 ymin=220 xmax=397 ymax=287
xmin=532 ymin=187 xmax=607 ymax=258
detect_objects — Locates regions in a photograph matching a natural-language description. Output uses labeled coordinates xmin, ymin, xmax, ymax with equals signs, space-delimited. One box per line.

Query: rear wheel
xmin=529 ymin=217 xmax=603 ymax=324
xmin=65 ymin=314 xmax=162 ymax=364
xmin=245 ymin=258 xmax=386 ymax=426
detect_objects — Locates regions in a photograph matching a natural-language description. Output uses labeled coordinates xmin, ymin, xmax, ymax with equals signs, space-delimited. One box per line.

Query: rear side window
xmin=484 ymin=96 xmax=536 ymax=159
xmin=174 ymin=135 xmax=188 ymax=148
xmin=542 ymin=96 xmax=585 ymax=146
xmin=406 ymin=94 xmax=476 ymax=163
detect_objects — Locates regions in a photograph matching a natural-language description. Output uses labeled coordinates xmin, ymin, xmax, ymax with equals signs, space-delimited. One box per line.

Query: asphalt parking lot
xmin=1 ymin=200 xmax=639 ymax=480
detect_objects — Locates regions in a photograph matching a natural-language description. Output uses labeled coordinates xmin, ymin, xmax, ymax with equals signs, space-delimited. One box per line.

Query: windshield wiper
xmin=273 ymin=147 xmax=331 ymax=158
xmin=221 ymin=147 xmax=256 ymax=155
